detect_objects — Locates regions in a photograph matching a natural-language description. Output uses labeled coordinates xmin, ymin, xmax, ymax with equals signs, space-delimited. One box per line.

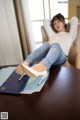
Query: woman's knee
xmin=51 ymin=43 xmax=60 ymax=48
xmin=50 ymin=43 xmax=63 ymax=56
xmin=42 ymin=42 xmax=50 ymax=50
xmin=43 ymin=42 xmax=50 ymax=47
xmin=51 ymin=43 xmax=61 ymax=51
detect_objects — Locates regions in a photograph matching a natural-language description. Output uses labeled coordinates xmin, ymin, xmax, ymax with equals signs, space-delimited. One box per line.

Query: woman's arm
xmin=69 ymin=16 xmax=78 ymax=41
xmin=43 ymin=19 xmax=55 ymax=38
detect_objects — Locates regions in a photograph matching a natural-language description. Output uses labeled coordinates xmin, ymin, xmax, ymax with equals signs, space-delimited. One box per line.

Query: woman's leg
xmin=32 ymin=43 xmax=67 ymax=71
xmin=25 ymin=42 xmax=50 ymax=66
xmin=41 ymin=43 xmax=67 ymax=69
xmin=16 ymin=42 xmax=50 ymax=75
xmin=16 ymin=43 xmax=67 ymax=76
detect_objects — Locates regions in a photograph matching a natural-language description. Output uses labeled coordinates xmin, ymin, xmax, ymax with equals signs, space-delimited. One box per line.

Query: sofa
xmin=41 ymin=23 xmax=80 ymax=69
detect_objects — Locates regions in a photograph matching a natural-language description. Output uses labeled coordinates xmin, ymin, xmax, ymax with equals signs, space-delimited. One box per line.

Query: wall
xmin=68 ymin=0 xmax=80 ymax=22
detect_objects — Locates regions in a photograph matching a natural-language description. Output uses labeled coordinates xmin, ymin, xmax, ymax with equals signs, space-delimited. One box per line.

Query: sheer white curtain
xmin=20 ymin=0 xmax=36 ymax=53
xmin=0 ymin=0 xmax=23 ymax=65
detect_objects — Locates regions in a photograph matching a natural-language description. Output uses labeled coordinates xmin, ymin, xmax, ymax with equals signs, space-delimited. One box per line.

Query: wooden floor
xmin=0 ymin=65 xmax=80 ymax=120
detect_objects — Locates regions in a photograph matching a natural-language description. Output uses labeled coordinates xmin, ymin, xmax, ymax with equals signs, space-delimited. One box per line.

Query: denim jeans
xmin=25 ymin=42 xmax=67 ymax=69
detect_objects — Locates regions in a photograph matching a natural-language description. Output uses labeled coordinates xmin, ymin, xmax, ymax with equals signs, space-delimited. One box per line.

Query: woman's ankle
xmin=31 ymin=62 xmax=47 ymax=72
xmin=23 ymin=61 xmax=29 ymax=66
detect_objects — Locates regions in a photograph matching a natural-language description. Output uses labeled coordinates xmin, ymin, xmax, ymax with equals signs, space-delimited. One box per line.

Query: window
xmin=28 ymin=0 xmax=68 ymax=47
xmin=50 ymin=0 xmax=68 ymax=18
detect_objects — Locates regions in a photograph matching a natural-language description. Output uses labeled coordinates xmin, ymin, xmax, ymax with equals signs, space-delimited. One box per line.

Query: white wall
xmin=0 ymin=0 xmax=23 ymax=65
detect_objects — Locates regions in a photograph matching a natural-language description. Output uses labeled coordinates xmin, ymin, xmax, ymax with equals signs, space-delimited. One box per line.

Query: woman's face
xmin=53 ymin=19 xmax=65 ymax=32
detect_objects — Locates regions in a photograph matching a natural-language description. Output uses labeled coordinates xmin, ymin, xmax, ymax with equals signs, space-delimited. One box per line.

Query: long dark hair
xmin=50 ymin=13 xmax=70 ymax=33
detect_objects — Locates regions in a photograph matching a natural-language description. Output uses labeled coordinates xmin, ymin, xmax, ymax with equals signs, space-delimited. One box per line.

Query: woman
xmin=16 ymin=13 xmax=78 ymax=77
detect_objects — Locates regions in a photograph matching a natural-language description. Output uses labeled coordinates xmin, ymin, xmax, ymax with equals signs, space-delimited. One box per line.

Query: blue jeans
xmin=25 ymin=42 xmax=67 ymax=69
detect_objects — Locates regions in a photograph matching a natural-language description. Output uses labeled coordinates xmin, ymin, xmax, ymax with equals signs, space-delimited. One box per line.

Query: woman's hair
xmin=50 ymin=13 xmax=70 ymax=33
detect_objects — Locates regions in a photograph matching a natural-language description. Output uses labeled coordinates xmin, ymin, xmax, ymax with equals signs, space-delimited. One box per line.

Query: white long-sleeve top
xmin=43 ymin=17 xmax=78 ymax=55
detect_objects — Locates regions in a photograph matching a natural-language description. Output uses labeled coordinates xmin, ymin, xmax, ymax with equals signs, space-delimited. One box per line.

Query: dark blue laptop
xmin=0 ymin=71 xmax=29 ymax=94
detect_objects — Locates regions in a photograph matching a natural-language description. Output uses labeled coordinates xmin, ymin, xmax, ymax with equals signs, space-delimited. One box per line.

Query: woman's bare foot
xmin=23 ymin=61 xmax=29 ymax=66
xmin=31 ymin=62 xmax=47 ymax=72
xmin=15 ymin=64 xmax=24 ymax=75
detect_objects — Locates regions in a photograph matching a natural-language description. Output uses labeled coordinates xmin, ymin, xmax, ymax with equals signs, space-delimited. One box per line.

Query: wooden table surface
xmin=0 ymin=66 xmax=80 ymax=120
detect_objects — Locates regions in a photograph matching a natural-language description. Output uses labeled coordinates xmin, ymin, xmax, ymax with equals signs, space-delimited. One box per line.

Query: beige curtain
xmin=13 ymin=0 xmax=36 ymax=59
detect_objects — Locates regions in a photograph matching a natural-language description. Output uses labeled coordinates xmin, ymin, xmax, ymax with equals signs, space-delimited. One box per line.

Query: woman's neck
xmin=59 ymin=27 xmax=66 ymax=32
